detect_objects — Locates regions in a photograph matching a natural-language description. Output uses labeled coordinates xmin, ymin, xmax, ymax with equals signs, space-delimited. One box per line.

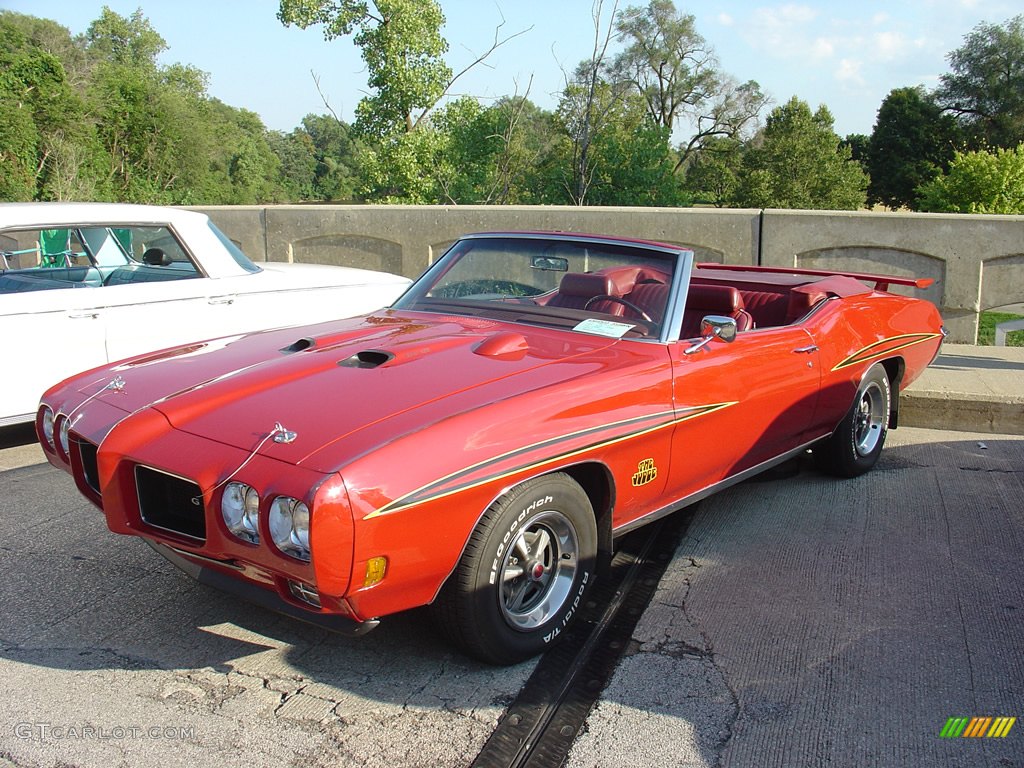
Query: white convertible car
xmin=0 ymin=203 xmax=411 ymax=427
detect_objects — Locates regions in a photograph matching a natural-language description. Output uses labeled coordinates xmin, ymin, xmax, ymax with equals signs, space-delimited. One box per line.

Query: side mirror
xmin=684 ymin=315 xmax=737 ymax=355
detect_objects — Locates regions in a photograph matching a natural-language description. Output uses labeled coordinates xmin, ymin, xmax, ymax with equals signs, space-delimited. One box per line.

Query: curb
xmin=901 ymin=390 xmax=1024 ymax=436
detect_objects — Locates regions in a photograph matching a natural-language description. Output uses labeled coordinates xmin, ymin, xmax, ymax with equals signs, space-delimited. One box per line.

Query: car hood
xmin=241 ymin=261 xmax=412 ymax=291
xmin=91 ymin=311 xmax=619 ymax=471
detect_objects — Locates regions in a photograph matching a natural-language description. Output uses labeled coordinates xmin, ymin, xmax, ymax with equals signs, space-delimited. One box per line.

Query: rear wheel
xmin=815 ymin=363 xmax=891 ymax=478
xmin=431 ymin=473 xmax=597 ymax=665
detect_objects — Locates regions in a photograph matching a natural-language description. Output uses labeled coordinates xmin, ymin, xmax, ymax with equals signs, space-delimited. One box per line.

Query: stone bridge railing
xmin=195 ymin=205 xmax=1024 ymax=344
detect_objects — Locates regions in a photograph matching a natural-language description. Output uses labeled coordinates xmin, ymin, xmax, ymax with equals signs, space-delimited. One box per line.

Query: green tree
xmin=867 ymin=87 xmax=961 ymax=210
xmin=0 ymin=14 xmax=103 ymax=201
xmin=0 ymin=12 xmax=92 ymax=90
xmin=463 ymin=96 xmax=562 ymax=205
xmin=278 ymin=0 xmax=451 ymax=137
xmin=299 ymin=114 xmax=362 ymax=201
xmin=917 ymin=144 xmax=1024 ymax=214
xmin=842 ymin=133 xmax=869 ymax=166
xmin=611 ymin=0 xmax=768 ymax=169
xmin=579 ymin=97 xmax=686 ymax=206
xmin=268 ymin=129 xmax=318 ymax=201
xmin=683 ymin=135 xmax=744 ymax=207
xmin=431 ymin=94 xmax=562 ymax=205
xmin=734 ymin=97 xmax=868 ymax=210
xmin=936 ymin=15 xmax=1024 ymax=149
xmin=358 ymin=128 xmax=444 ymax=203
xmin=80 ymin=8 xmax=285 ymax=204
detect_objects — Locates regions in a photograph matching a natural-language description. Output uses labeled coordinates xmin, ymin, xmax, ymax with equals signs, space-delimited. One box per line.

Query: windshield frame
xmin=395 ymin=233 xmax=694 ymax=344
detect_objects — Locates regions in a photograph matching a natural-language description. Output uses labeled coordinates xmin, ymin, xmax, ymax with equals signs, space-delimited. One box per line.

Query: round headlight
xmin=292 ymin=503 xmax=310 ymax=551
xmin=243 ymin=486 xmax=260 ymax=535
xmin=221 ymin=482 xmax=259 ymax=543
xmin=269 ymin=497 xmax=293 ymax=546
xmin=59 ymin=416 xmax=72 ymax=455
xmin=269 ymin=496 xmax=311 ymax=561
xmin=41 ymin=407 xmax=55 ymax=449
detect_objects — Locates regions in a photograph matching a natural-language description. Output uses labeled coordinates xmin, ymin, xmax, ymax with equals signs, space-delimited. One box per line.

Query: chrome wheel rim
xmin=854 ymin=381 xmax=886 ymax=456
xmin=499 ymin=510 xmax=579 ymax=631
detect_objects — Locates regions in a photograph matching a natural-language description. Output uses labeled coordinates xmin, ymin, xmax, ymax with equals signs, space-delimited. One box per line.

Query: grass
xmin=977 ymin=311 xmax=1024 ymax=346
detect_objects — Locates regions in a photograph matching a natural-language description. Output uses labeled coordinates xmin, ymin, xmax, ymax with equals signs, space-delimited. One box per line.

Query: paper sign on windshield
xmin=572 ymin=318 xmax=636 ymax=338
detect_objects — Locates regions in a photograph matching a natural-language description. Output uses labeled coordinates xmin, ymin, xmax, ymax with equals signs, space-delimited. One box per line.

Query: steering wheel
xmin=584 ymin=294 xmax=654 ymax=323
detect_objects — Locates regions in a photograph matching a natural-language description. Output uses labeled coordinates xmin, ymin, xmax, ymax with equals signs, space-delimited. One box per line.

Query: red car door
xmin=663 ymin=324 xmax=821 ymax=502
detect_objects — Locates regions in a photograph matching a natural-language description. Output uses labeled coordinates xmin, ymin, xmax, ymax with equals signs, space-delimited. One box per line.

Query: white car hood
xmin=238 ymin=262 xmax=411 ymax=292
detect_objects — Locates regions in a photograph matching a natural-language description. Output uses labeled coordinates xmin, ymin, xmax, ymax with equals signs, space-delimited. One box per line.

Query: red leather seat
xmin=548 ymin=273 xmax=625 ymax=315
xmin=680 ymin=284 xmax=754 ymax=338
xmin=626 ymin=281 xmax=670 ymax=324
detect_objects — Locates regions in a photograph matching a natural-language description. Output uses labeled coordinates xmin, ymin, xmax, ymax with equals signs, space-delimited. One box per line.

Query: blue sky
xmin=2 ymin=0 xmax=1020 ymax=138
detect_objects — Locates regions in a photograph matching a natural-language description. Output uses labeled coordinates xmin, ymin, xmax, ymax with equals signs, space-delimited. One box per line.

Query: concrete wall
xmin=195 ymin=205 xmax=1024 ymax=343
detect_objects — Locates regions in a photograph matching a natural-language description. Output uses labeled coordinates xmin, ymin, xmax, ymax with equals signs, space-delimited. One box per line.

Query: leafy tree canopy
xmin=936 ymin=15 xmax=1024 ymax=149
xmin=278 ymin=0 xmax=451 ymax=137
xmin=734 ymin=97 xmax=867 ymax=210
xmin=867 ymin=86 xmax=961 ymax=210
xmin=917 ymin=144 xmax=1024 ymax=214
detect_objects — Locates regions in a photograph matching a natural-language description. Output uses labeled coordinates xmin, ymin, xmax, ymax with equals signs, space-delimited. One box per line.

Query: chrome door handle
xmin=793 ymin=345 xmax=818 ymax=354
xmin=208 ymin=296 xmax=235 ymax=305
xmin=68 ymin=311 xmax=99 ymax=319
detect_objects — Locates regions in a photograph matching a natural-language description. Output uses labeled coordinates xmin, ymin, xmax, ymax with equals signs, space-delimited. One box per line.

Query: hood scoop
xmin=280 ymin=337 xmax=316 ymax=354
xmin=338 ymin=349 xmax=394 ymax=369
xmin=473 ymin=332 xmax=530 ymax=360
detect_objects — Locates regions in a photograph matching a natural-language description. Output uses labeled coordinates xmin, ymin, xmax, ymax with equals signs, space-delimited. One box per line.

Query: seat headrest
xmin=686 ymin=283 xmax=742 ymax=312
xmin=142 ymin=247 xmax=171 ymax=266
xmin=559 ymin=272 xmax=615 ymax=297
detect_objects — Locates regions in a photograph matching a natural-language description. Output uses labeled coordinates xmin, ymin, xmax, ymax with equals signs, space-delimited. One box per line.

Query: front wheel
xmin=430 ymin=473 xmax=598 ymax=665
xmin=814 ymin=363 xmax=891 ymax=478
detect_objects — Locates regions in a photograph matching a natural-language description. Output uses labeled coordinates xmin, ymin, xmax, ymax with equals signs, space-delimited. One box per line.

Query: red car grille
xmin=135 ymin=465 xmax=206 ymax=542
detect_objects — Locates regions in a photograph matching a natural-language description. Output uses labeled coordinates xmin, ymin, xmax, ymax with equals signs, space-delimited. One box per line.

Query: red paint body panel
xmin=37 ymin=232 xmax=945 ymax=630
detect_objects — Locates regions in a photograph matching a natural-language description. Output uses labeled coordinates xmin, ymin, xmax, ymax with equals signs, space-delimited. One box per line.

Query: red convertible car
xmin=37 ymin=233 xmax=944 ymax=664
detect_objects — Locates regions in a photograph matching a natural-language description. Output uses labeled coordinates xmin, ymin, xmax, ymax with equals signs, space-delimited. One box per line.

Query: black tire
xmin=430 ymin=473 xmax=598 ymax=665
xmin=814 ymin=363 xmax=891 ymax=478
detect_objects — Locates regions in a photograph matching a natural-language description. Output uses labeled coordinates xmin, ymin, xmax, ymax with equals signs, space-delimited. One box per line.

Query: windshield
xmin=209 ymin=221 xmax=261 ymax=274
xmin=395 ymin=235 xmax=680 ymax=339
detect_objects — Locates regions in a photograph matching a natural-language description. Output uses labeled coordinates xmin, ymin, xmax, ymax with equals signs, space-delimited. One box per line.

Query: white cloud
xmin=743 ymin=4 xmax=821 ymax=56
xmin=717 ymin=13 xmax=734 ymax=27
xmin=776 ymin=4 xmax=819 ymax=23
xmin=835 ymin=58 xmax=865 ymax=86
xmin=810 ymin=37 xmax=834 ymax=59
xmin=873 ymin=31 xmax=906 ymax=61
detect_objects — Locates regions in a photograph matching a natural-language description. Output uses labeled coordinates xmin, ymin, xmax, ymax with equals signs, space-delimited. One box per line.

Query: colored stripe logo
xmin=831 ymin=332 xmax=943 ymax=371
xmin=940 ymin=716 xmax=1016 ymax=738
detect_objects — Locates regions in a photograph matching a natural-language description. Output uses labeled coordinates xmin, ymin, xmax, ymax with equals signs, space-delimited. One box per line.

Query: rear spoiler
xmin=696 ymin=263 xmax=934 ymax=291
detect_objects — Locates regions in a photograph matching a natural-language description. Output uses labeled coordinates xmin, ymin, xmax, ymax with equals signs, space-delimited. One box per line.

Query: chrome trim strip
xmin=456 ymin=231 xmax=687 ymax=258
xmin=0 ymin=412 xmax=34 ymax=428
xmin=611 ymin=435 xmax=829 ymax=538
xmin=164 ymin=544 xmax=245 ymax=571
xmin=660 ymin=249 xmax=694 ymax=344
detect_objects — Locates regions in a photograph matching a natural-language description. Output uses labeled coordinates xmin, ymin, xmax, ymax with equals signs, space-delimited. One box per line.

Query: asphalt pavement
xmin=567 ymin=425 xmax=1023 ymax=768
xmin=0 ymin=344 xmax=1021 ymax=767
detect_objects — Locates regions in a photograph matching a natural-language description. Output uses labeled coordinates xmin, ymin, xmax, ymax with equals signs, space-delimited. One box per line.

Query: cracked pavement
xmin=0 ymin=447 xmax=535 ymax=768
xmin=1 ymin=426 xmax=1022 ymax=767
